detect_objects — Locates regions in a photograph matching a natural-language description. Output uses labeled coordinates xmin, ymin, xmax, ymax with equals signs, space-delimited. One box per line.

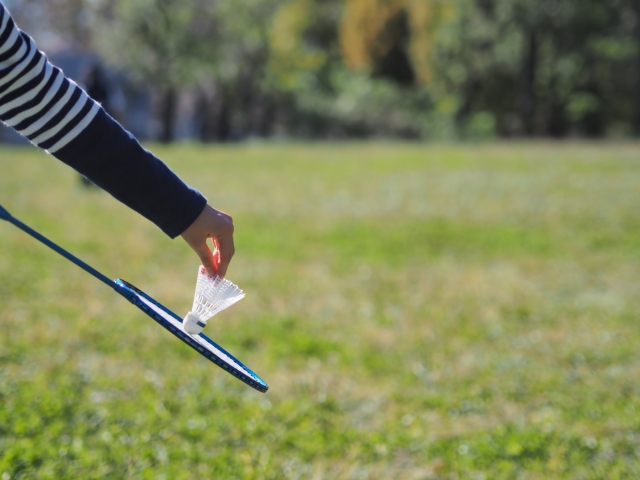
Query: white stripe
xmin=0 ymin=20 xmax=18 ymax=56
xmin=0 ymin=61 xmax=53 ymax=117
xmin=0 ymin=8 xmax=97 ymax=152
xmin=0 ymin=39 xmax=35 ymax=88
xmin=47 ymin=101 xmax=100 ymax=153
xmin=0 ymin=37 xmax=38 ymax=87
xmin=3 ymin=66 xmax=60 ymax=124
xmin=0 ymin=53 xmax=45 ymax=101
xmin=18 ymin=81 xmax=72 ymax=136
xmin=32 ymin=92 xmax=89 ymax=144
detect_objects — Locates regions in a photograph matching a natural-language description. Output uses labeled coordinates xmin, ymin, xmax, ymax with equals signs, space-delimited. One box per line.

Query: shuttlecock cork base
xmin=183 ymin=266 xmax=245 ymax=335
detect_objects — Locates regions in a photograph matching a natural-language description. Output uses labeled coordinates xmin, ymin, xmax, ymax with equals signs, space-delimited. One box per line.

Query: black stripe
xmin=0 ymin=34 xmax=38 ymax=91
xmin=0 ymin=12 xmax=14 ymax=52
xmin=0 ymin=54 xmax=46 ymax=105
xmin=12 ymin=75 xmax=68 ymax=131
xmin=26 ymin=85 xmax=81 ymax=140
xmin=0 ymin=8 xmax=6 ymax=40
xmin=0 ymin=33 xmax=31 ymax=83
xmin=2 ymin=67 xmax=59 ymax=122
xmin=39 ymin=97 xmax=94 ymax=150
xmin=0 ymin=42 xmax=41 ymax=97
xmin=0 ymin=20 xmax=22 ymax=63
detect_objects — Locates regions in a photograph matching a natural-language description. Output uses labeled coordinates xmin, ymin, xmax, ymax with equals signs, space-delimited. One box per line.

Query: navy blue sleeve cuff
xmin=53 ymin=108 xmax=207 ymax=238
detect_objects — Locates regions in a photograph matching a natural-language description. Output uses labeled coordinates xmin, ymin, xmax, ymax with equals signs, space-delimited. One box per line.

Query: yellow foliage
xmin=340 ymin=0 xmax=404 ymax=69
xmin=270 ymin=0 xmax=311 ymax=55
xmin=340 ymin=0 xmax=455 ymax=84
xmin=268 ymin=0 xmax=326 ymax=90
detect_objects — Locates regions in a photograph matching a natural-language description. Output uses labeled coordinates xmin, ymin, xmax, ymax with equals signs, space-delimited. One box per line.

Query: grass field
xmin=1 ymin=142 xmax=639 ymax=479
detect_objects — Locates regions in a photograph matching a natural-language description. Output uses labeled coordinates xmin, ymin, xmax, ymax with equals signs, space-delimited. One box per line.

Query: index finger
xmin=191 ymin=240 xmax=218 ymax=277
xmin=213 ymin=233 xmax=235 ymax=278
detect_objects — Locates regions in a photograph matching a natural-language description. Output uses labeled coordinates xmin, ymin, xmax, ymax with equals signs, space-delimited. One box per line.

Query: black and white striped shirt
xmin=0 ymin=5 xmax=100 ymax=153
xmin=0 ymin=2 xmax=207 ymax=238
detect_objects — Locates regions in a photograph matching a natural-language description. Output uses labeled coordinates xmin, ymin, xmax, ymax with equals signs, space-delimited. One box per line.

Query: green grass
xmin=1 ymin=141 xmax=640 ymax=479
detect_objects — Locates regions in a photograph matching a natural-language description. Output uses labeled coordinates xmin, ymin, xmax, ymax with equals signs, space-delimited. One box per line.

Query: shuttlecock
xmin=183 ymin=266 xmax=245 ymax=335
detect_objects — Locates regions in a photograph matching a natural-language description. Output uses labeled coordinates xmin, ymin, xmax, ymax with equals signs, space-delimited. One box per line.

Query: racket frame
xmin=0 ymin=203 xmax=268 ymax=393
xmin=115 ymin=279 xmax=268 ymax=392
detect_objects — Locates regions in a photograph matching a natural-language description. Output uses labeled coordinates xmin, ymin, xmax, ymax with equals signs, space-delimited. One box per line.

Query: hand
xmin=181 ymin=204 xmax=235 ymax=278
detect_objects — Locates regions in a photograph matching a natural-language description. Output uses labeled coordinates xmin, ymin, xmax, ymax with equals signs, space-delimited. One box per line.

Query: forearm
xmin=55 ymin=109 xmax=207 ymax=238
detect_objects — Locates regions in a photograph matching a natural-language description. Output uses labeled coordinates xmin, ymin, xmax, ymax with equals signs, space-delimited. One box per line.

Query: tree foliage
xmin=430 ymin=0 xmax=640 ymax=137
xmin=11 ymin=0 xmax=640 ymax=140
xmin=340 ymin=0 xmax=452 ymax=84
xmin=91 ymin=0 xmax=283 ymax=141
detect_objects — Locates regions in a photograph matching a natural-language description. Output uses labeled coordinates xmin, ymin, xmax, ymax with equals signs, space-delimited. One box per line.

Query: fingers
xmin=213 ymin=232 xmax=235 ymax=278
xmin=181 ymin=204 xmax=235 ymax=278
xmin=192 ymin=240 xmax=218 ymax=277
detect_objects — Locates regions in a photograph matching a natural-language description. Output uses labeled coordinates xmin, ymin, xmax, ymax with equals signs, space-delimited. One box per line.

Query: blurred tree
xmin=431 ymin=0 xmax=637 ymax=137
xmin=12 ymin=0 xmax=638 ymax=140
xmin=96 ymin=0 xmax=284 ymax=142
xmin=210 ymin=0 xmax=284 ymax=140
xmin=340 ymin=0 xmax=452 ymax=86
xmin=628 ymin=0 xmax=640 ymax=136
xmin=93 ymin=0 xmax=222 ymax=142
xmin=263 ymin=0 xmax=440 ymax=139
xmin=4 ymin=0 xmax=95 ymax=50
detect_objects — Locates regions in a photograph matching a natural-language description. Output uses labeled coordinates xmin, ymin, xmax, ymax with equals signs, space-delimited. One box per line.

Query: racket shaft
xmin=0 ymin=204 xmax=115 ymax=289
xmin=0 ymin=204 xmax=10 ymax=221
xmin=0 ymin=203 xmax=268 ymax=392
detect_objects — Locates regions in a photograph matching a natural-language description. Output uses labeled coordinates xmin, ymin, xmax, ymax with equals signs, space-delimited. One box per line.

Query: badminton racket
xmin=0 ymin=203 xmax=268 ymax=393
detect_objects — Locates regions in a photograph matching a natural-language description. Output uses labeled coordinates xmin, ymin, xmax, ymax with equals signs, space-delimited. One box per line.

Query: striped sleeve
xmin=0 ymin=2 xmax=208 ymax=238
xmin=0 ymin=4 xmax=99 ymax=154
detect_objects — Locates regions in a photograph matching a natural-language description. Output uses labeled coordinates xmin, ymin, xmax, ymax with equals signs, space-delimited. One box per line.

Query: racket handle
xmin=0 ymin=204 xmax=11 ymax=221
xmin=0 ymin=202 xmax=116 ymax=290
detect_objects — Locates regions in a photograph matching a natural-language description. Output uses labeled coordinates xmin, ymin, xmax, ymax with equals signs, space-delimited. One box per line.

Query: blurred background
xmin=1 ymin=1 xmax=640 ymax=479
xmin=3 ymin=0 xmax=640 ymax=143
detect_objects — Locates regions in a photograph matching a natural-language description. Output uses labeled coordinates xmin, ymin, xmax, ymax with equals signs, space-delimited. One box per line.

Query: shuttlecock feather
xmin=183 ymin=266 xmax=245 ymax=335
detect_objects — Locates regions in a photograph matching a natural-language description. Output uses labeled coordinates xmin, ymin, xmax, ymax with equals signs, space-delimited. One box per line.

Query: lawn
xmin=0 ymin=142 xmax=639 ymax=479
